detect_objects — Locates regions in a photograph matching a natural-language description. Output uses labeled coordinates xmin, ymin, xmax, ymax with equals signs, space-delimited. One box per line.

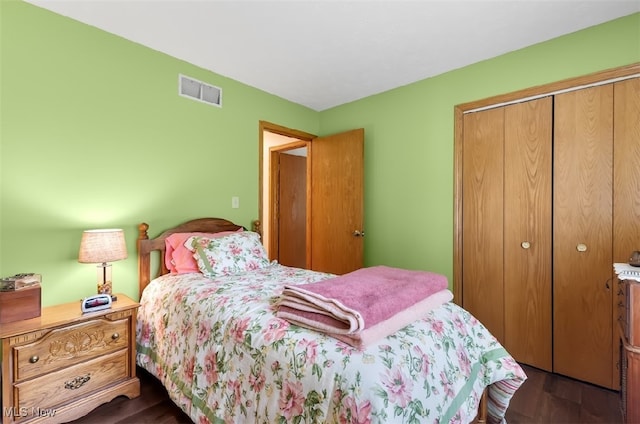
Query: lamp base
xmin=96 ymin=263 xmax=113 ymax=296
xmin=97 ymin=281 xmax=113 ymax=295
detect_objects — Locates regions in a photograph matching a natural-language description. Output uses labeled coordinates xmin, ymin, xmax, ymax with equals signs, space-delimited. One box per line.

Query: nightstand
xmin=0 ymin=293 xmax=140 ymax=423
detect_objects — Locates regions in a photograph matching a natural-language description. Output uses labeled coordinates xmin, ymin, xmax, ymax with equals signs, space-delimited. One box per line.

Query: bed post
xmin=476 ymin=389 xmax=488 ymax=424
xmin=137 ymin=222 xmax=150 ymax=300
xmin=252 ymin=220 xmax=262 ymax=237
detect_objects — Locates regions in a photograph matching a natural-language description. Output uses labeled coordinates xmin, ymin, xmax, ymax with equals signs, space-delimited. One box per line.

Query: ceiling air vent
xmin=179 ymin=74 xmax=222 ymax=107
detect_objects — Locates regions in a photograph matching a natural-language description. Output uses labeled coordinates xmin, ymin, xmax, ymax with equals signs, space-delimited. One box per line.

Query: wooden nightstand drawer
xmin=1 ymin=293 xmax=140 ymax=424
xmin=14 ymin=318 xmax=129 ymax=381
xmin=13 ymin=349 xmax=128 ymax=419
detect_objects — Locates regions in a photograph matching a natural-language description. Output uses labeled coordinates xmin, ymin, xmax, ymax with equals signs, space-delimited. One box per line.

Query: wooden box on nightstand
xmin=0 ymin=294 xmax=140 ymax=424
xmin=0 ymin=286 xmax=41 ymax=324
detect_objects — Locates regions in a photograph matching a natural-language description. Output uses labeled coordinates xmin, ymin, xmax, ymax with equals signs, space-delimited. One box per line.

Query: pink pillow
xmin=165 ymin=230 xmax=243 ymax=274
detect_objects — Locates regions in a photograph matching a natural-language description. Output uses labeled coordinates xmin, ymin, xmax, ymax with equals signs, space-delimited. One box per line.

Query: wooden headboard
xmin=137 ymin=218 xmax=244 ymax=297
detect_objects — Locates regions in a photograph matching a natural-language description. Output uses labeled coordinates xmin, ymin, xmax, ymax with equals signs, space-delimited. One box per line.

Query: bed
xmin=135 ymin=218 xmax=525 ymax=424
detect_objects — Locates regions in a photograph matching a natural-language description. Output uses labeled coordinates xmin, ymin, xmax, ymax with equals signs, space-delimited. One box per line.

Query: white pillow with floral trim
xmin=185 ymin=231 xmax=270 ymax=277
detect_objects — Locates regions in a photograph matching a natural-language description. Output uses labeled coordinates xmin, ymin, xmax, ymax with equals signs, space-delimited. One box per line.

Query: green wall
xmin=0 ymin=0 xmax=319 ymax=305
xmin=1 ymin=0 xmax=638 ymax=306
xmin=320 ymin=12 xmax=639 ymax=282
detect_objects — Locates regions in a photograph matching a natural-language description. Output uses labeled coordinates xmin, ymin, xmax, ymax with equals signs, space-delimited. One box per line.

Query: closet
xmin=454 ymin=65 xmax=640 ymax=390
xmin=461 ymin=97 xmax=553 ymax=371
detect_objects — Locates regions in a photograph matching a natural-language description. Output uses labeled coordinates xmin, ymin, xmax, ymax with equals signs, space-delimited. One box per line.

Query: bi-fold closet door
xmin=460 ymin=77 xmax=640 ymax=389
xmin=553 ymin=84 xmax=614 ymax=388
xmin=462 ymin=97 xmax=553 ymax=372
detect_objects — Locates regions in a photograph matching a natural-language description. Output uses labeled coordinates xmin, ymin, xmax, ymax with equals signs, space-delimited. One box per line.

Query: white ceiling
xmin=25 ymin=0 xmax=640 ymax=111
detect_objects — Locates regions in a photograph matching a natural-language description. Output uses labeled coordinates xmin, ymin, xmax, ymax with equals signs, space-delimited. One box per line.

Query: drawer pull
xmin=111 ymin=332 xmax=120 ymax=340
xmin=29 ymin=355 xmax=39 ymax=364
xmin=65 ymin=374 xmax=91 ymax=390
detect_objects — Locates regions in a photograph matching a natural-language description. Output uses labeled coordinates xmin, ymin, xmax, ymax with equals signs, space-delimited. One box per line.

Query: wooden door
xmin=613 ymin=78 xmax=640 ymax=276
xmin=613 ymin=77 xmax=640 ymax=389
xmin=309 ymin=128 xmax=364 ymax=275
xmin=278 ymin=152 xmax=307 ymax=269
xmin=462 ymin=99 xmax=553 ymax=370
xmin=461 ymin=107 xmax=505 ymax=341
xmin=553 ymin=84 xmax=614 ymax=388
xmin=503 ymin=97 xmax=553 ymax=371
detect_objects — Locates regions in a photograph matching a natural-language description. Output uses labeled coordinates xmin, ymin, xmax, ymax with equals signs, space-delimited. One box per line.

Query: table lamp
xmin=78 ymin=229 xmax=128 ymax=298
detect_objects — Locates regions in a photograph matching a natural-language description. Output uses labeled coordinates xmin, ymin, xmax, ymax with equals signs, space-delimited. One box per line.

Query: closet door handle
xmin=521 ymin=241 xmax=531 ymax=249
xmin=576 ymin=243 xmax=588 ymax=252
xmin=353 ymin=230 xmax=365 ymax=237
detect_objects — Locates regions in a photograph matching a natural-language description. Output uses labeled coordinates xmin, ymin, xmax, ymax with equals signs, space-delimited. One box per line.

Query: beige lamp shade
xmin=78 ymin=229 xmax=128 ymax=264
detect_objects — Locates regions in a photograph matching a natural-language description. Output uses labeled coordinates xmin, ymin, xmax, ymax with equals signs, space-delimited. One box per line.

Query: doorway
xmin=259 ymin=121 xmax=365 ymax=275
xmin=274 ymin=148 xmax=307 ymax=268
xmin=259 ymin=121 xmax=315 ymax=266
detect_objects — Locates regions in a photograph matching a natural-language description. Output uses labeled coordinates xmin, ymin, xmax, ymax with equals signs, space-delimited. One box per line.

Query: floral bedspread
xmin=136 ymin=264 xmax=526 ymax=424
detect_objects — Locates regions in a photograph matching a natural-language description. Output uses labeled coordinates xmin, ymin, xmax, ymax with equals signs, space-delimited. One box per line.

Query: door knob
xmin=353 ymin=230 xmax=365 ymax=237
xmin=576 ymin=243 xmax=587 ymax=252
xmin=521 ymin=241 xmax=531 ymax=249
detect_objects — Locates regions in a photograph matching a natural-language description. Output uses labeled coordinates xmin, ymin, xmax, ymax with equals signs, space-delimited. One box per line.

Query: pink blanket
xmin=280 ymin=289 xmax=453 ymax=348
xmin=333 ymin=289 xmax=453 ymax=348
xmin=276 ymin=265 xmax=450 ymax=347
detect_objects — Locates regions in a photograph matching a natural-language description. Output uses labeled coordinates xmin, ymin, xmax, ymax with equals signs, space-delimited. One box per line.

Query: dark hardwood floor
xmin=67 ymin=369 xmax=191 ymax=424
xmin=506 ymin=365 xmax=622 ymax=424
xmin=69 ymin=365 xmax=622 ymax=423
